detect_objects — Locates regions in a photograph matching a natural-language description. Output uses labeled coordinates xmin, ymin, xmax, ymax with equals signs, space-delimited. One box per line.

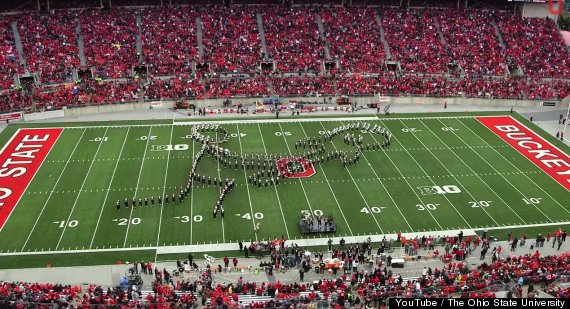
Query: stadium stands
xmin=0 ymin=3 xmax=567 ymax=113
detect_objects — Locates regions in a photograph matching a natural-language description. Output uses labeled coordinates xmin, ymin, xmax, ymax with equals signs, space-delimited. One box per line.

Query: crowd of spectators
xmin=141 ymin=7 xmax=198 ymax=76
xmin=201 ymin=6 xmax=263 ymax=74
xmin=321 ymin=7 xmax=385 ymax=73
xmin=263 ymin=6 xmax=325 ymax=72
xmin=381 ymin=9 xmax=449 ymax=73
xmin=18 ymin=11 xmax=80 ymax=84
xmin=205 ymin=76 xmax=270 ymax=98
xmin=496 ymin=12 xmax=570 ymax=78
xmin=0 ymin=18 xmax=22 ymax=90
xmin=144 ymin=75 xmax=204 ymax=100
xmin=438 ymin=10 xmax=506 ymax=76
xmin=0 ymin=89 xmax=32 ymax=112
xmin=272 ymin=75 xmax=336 ymax=97
xmin=80 ymin=9 xmax=139 ymax=79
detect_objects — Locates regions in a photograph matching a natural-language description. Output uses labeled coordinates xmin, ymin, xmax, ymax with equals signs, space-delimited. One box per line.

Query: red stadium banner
xmin=477 ymin=116 xmax=570 ymax=190
xmin=0 ymin=128 xmax=63 ymax=230
xmin=0 ymin=112 xmax=22 ymax=122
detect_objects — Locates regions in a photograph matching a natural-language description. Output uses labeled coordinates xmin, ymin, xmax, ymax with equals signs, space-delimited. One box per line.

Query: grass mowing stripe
xmin=123 ymin=127 xmax=153 ymax=247
xmin=395 ymin=119 xmax=484 ymax=228
xmin=297 ymin=123 xmax=353 ymax=236
xmin=236 ymin=124 xmax=258 ymax=242
xmin=421 ymin=119 xmax=530 ymax=224
xmin=277 ymin=123 xmax=320 ymax=233
xmin=89 ymin=127 xmax=131 ymax=248
xmin=155 ymin=122 xmax=175 ymax=255
xmin=20 ymin=129 xmax=86 ymax=251
xmin=55 ymin=128 xmax=110 ymax=250
xmin=215 ymin=129 xmax=226 ymax=242
xmin=320 ymin=121 xmax=384 ymax=234
xmin=461 ymin=119 xmax=570 ymax=215
xmin=347 ymin=126 xmax=413 ymax=232
xmin=256 ymin=123 xmax=290 ymax=239
xmin=377 ymin=120 xmax=457 ymax=229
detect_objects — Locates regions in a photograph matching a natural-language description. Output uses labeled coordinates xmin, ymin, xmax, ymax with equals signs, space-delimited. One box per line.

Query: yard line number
xmin=90 ymin=137 xmax=108 ymax=142
xmin=522 ymin=197 xmax=542 ymax=204
xmin=469 ymin=200 xmax=493 ymax=208
xmin=275 ymin=131 xmax=292 ymax=136
xmin=176 ymin=215 xmax=203 ymax=223
xmin=116 ymin=218 xmax=141 ymax=225
xmin=416 ymin=203 xmax=439 ymax=211
xmin=53 ymin=220 xmax=78 ymax=228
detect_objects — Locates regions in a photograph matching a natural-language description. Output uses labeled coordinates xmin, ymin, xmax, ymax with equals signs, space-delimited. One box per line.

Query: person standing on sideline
xmin=299 ymin=269 xmax=304 ymax=282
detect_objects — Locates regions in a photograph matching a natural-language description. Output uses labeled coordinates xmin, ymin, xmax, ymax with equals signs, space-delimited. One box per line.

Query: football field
xmin=0 ymin=112 xmax=568 ymax=264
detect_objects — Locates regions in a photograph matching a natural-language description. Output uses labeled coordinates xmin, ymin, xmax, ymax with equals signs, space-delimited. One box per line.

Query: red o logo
xmin=548 ymin=0 xmax=564 ymax=15
xmin=276 ymin=157 xmax=316 ymax=178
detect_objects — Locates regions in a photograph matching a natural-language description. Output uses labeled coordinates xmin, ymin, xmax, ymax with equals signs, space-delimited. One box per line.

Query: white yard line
xmin=297 ymin=123 xmax=353 ymax=236
xmin=277 ymin=123 xmax=318 ymax=220
xmin=395 ymin=119 xmax=495 ymax=227
xmin=55 ymin=127 xmax=110 ymax=250
xmin=256 ymin=123 xmax=290 ymax=239
xmin=236 ymin=124 xmax=258 ymax=242
xmin=428 ymin=119 xmax=542 ymax=222
xmin=155 ymin=122 xmax=175 ymax=253
xmin=89 ymin=127 xmax=131 ymax=248
xmin=8 ymin=221 xmax=568 ymax=256
xmin=336 ymin=121 xmax=413 ymax=232
xmin=20 ymin=129 xmax=85 ymax=251
xmin=424 ymin=120 xmax=531 ymax=221
xmin=123 ymin=127 xmax=153 ymax=247
xmin=376 ymin=119 xmax=465 ymax=229
xmin=215 ymin=130 xmax=226 ymax=243
xmin=317 ymin=122 xmax=384 ymax=234
xmin=460 ymin=119 xmax=570 ymax=215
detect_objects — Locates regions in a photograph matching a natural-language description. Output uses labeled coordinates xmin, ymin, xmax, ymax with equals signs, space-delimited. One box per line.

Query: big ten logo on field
xmin=417 ymin=185 xmax=461 ymax=195
xmin=549 ymin=0 xmax=565 ymax=15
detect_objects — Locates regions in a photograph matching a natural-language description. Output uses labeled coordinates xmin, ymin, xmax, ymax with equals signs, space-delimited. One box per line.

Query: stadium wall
xmin=58 ymin=97 xmax=567 ymax=117
xmin=522 ymin=2 xmax=561 ymax=19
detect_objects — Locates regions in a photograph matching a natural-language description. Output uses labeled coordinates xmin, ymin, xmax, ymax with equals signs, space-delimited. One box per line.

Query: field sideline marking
xmin=376 ymin=119 xmax=455 ymax=229
xmin=256 ymin=123 xmax=290 ymax=239
xmin=189 ymin=137 xmax=195 ymax=244
xmin=123 ymin=127 xmax=153 ymax=247
xmin=298 ymin=123 xmax=354 ymax=236
xmin=155 ymin=121 xmax=175 ymax=256
xmin=4 ymin=221 xmax=568 ymax=256
xmin=20 ymin=129 xmax=83 ymax=250
xmin=318 ymin=122 xmax=384 ymax=234
xmin=435 ymin=118 xmax=554 ymax=221
xmin=55 ymin=127 xmax=110 ymax=250
xmin=420 ymin=119 xmax=530 ymax=223
xmin=461 ymin=118 xmax=570 ymax=214
xmin=278 ymin=123 xmax=322 ymax=235
xmin=236 ymin=124 xmax=258 ymax=242
xmin=343 ymin=122 xmax=414 ymax=231
xmin=89 ymin=127 xmax=131 ymax=248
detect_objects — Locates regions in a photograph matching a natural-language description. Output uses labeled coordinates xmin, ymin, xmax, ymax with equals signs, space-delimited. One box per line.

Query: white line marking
xmin=236 ymin=124 xmax=258 ymax=242
xmin=298 ymin=123 xmax=353 ymax=236
xmin=89 ymin=127 xmax=131 ymax=248
xmin=155 ymin=121 xmax=175 ymax=259
xmin=190 ymin=137 xmax=195 ymax=244
xmin=123 ymin=127 xmax=153 ymax=247
xmin=21 ymin=129 xmax=83 ymax=250
xmin=55 ymin=127 xmax=110 ymax=250
xmin=256 ymin=123 xmax=290 ymax=239
xmin=215 ymin=129 xmax=226 ymax=243
xmin=318 ymin=122 xmax=384 ymax=234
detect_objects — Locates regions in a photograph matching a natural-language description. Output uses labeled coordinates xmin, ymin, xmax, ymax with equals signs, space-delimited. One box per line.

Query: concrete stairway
xmin=11 ymin=21 xmax=27 ymax=72
xmin=315 ymin=14 xmax=332 ymax=60
xmin=136 ymin=14 xmax=143 ymax=64
xmin=256 ymin=13 xmax=269 ymax=61
xmin=75 ymin=18 xmax=87 ymax=67
xmin=432 ymin=14 xmax=446 ymax=45
xmin=196 ymin=17 xmax=204 ymax=59
xmin=491 ymin=17 xmax=506 ymax=51
xmin=375 ymin=13 xmax=392 ymax=61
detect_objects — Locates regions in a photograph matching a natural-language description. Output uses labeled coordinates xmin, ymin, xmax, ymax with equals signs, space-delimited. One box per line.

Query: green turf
xmin=0 ymin=112 xmax=568 ymax=267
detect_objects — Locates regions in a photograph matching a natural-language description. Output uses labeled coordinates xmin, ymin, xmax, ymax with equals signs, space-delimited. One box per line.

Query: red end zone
xmin=0 ymin=128 xmax=62 ymax=230
xmin=477 ymin=116 xmax=570 ymax=190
